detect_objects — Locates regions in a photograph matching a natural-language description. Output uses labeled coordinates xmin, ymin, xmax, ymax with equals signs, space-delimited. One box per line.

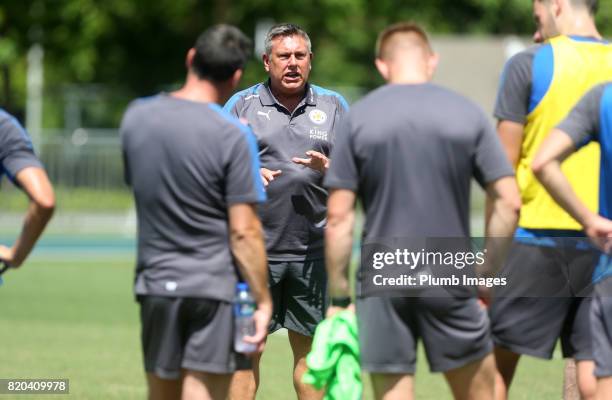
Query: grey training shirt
xmin=224 ymin=82 xmax=348 ymax=260
xmin=121 ymin=94 xmax=266 ymax=302
xmin=494 ymin=37 xmax=609 ymax=124
xmin=558 ymin=82 xmax=609 ymax=145
xmin=494 ymin=45 xmax=540 ymax=124
xmin=0 ymin=109 xmax=42 ymax=184
xmin=325 ymin=83 xmax=514 ymax=240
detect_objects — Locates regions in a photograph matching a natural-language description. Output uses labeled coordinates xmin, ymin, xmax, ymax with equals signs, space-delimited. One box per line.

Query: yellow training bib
xmin=519 ymin=36 xmax=612 ymax=229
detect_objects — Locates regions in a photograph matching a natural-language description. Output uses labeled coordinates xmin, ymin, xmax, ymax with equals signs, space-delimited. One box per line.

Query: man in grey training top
xmin=324 ymin=23 xmax=521 ymax=400
xmin=0 ymin=109 xmax=55 ymax=270
xmin=224 ymin=23 xmax=348 ymax=400
xmin=121 ymin=25 xmax=272 ymax=400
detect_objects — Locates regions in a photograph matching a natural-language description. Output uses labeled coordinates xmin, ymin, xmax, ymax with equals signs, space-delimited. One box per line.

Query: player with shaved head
xmin=324 ymin=22 xmax=520 ymax=400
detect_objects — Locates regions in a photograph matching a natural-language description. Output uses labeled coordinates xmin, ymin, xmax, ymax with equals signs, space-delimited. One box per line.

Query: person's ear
xmin=231 ymin=69 xmax=243 ymax=89
xmin=375 ymin=58 xmax=389 ymax=81
xmin=552 ymin=0 xmax=563 ymax=17
xmin=427 ymin=52 xmax=439 ymax=78
xmin=186 ymin=48 xmax=196 ymax=70
xmin=533 ymin=30 xmax=544 ymax=43
xmin=263 ymin=53 xmax=270 ymax=72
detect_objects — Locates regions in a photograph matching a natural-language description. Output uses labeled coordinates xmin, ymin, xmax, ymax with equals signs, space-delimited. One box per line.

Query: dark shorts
xmin=138 ymin=296 xmax=249 ymax=379
xmin=268 ymin=259 xmax=327 ymax=336
xmin=489 ymin=242 xmax=597 ymax=360
xmin=356 ymin=295 xmax=492 ymax=374
xmin=592 ymin=278 xmax=612 ymax=377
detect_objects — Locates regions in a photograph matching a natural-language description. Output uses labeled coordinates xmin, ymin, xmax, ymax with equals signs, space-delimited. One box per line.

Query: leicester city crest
xmin=308 ymin=109 xmax=327 ymax=125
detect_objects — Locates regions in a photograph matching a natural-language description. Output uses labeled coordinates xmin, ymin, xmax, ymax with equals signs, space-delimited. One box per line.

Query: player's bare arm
xmin=325 ymin=188 xmax=356 ymax=316
xmin=533 ymin=129 xmax=612 ymax=251
xmin=497 ymin=120 xmax=524 ymax=169
xmin=479 ymin=176 xmax=521 ymax=286
xmin=485 ymin=120 xmax=524 ymax=229
xmin=0 ymin=167 xmax=55 ymax=267
xmin=229 ymin=203 xmax=272 ymax=354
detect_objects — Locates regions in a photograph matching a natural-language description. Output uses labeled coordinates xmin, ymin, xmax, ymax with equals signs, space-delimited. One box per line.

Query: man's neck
xmin=171 ymin=74 xmax=223 ymax=104
xmin=387 ymin=65 xmax=430 ymax=84
xmin=561 ymin=14 xmax=601 ymax=40
xmin=388 ymin=75 xmax=429 ymax=84
xmin=268 ymin=82 xmax=306 ymax=114
xmin=384 ymin=54 xmax=432 ymax=84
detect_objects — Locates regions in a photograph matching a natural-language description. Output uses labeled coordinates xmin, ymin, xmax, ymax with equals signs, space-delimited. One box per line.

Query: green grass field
xmin=0 ymin=258 xmax=566 ymax=399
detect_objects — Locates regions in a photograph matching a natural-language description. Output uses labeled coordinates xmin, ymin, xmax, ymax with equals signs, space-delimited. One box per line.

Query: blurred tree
xmin=0 ymin=0 xmax=610 ymax=126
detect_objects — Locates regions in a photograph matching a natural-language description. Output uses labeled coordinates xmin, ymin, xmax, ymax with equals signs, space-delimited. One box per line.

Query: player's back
xmin=346 ymin=83 xmax=509 ymax=239
xmin=120 ymin=94 xmax=262 ymax=300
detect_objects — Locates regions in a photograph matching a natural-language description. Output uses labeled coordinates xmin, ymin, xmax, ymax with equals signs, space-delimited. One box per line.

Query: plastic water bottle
xmin=234 ymin=282 xmax=257 ymax=353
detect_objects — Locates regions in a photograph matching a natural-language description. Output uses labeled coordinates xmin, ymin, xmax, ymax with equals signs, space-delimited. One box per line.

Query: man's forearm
xmin=531 ymin=129 xmax=586 ymax=222
xmin=6 ymin=167 xmax=55 ymax=267
xmin=10 ymin=201 xmax=55 ymax=266
xmin=497 ymin=120 xmax=524 ymax=169
xmin=481 ymin=198 xmax=519 ymax=278
xmin=325 ymin=210 xmax=355 ymax=298
xmin=534 ymin=161 xmax=593 ymax=226
xmin=484 ymin=195 xmax=494 ymax=236
xmin=231 ymin=225 xmax=272 ymax=311
xmin=480 ymin=178 xmax=521 ymax=278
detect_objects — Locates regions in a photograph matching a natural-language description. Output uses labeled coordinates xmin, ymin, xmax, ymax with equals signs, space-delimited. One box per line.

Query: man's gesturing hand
xmin=292 ymin=151 xmax=329 ymax=173
xmin=260 ymin=168 xmax=282 ymax=187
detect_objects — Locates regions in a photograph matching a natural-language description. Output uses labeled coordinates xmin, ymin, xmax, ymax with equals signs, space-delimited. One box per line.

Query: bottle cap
xmin=237 ymin=282 xmax=249 ymax=291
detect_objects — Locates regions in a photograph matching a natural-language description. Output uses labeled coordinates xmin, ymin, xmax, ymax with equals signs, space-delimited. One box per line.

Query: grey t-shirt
xmin=494 ymin=45 xmax=540 ymax=124
xmin=325 ymin=83 xmax=514 ymax=239
xmin=558 ymin=82 xmax=609 ymax=145
xmin=121 ymin=94 xmax=266 ymax=302
xmin=0 ymin=109 xmax=42 ymax=184
xmin=494 ymin=37 xmax=609 ymax=124
xmin=224 ymin=82 xmax=348 ymax=260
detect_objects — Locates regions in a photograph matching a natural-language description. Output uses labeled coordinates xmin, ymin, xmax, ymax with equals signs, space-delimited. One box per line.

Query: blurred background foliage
xmin=0 ymin=0 xmax=610 ymax=215
xmin=0 ymin=0 xmax=610 ymax=128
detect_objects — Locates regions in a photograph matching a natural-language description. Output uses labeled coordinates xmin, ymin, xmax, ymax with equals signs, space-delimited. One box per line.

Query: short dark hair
xmin=191 ymin=24 xmax=252 ymax=82
xmin=536 ymin=0 xmax=598 ymax=15
xmin=573 ymin=0 xmax=598 ymax=15
xmin=376 ymin=22 xmax=432 ymax=60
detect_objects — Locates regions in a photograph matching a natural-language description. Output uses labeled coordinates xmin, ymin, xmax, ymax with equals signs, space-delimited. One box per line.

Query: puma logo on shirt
xmin=257 ymin=110 xmax=272 ymax=120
